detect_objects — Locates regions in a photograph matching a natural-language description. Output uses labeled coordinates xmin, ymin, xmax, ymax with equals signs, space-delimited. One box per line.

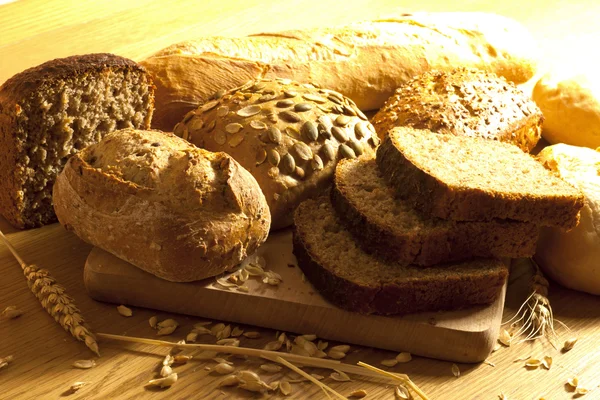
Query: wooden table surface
xmin=2 ymin=1 xmax=600 ymax=399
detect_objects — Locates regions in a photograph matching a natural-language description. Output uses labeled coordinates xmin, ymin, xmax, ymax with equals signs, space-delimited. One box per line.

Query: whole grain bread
xmin=332 ymin=157 xmax=539 ymax=265
xmin=179 ymin=78 xmax=378 ymax=229
xmin=372 ymin=69 xmax=543 ymax=152
xmin=376 ymin=127 xmax=584 ymax=229
xmin=293 ymin=196 xmax=509 ymax=315
xmin=141 ymin=12 xmax=538 ymax=131
xmin=53 ymin=129 xmax=270 ymax=282
xmin=0 ymin=54 xmax=155 ymax=228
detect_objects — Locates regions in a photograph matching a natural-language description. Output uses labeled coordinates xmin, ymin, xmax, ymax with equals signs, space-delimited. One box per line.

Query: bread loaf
xmin=532 ymin=66 xmax=600 ymax=148
xmin=372 ymin=69 xmax=543 ymax=152
xmin=332 ymin=157 xmax=539 ymax=265
xmin=178 ymin=78 xmax=378 ymax=229
xmin=377 ymin=127 xmax=584 ymax=229
xmin=53 ymin=129 xmax=270 ymax=282
xmin=535 ymin=144 xmax=600 ymax=295
xmin=293 ymin=196 xmax=509 ymax=315
xmin=141 ymin=12 xmax=539 ymax=131
xmin=0 ymin=54 xmax=155 ymax=228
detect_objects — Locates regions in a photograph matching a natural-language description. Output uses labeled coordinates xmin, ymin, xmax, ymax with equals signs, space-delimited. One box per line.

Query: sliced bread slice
xmin=376 ymin=127 xmax=584 ymax=229
xmin=332 ymin=157 xmax=539 ymax=265
xmin=292 ymin=196 xmax=509 ymax=315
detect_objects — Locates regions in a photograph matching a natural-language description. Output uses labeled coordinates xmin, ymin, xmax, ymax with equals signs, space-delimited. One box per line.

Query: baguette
xmin=141 ymin=12 xmax=539 ymax=131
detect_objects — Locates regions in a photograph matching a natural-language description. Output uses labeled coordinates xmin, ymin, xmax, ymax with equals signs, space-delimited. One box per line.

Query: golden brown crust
xmin=372 ymin=69 xmax=543 ymax=152
xmin=180 ymin=78 xmax=378 ymax=230
xmin=52 ymin=129 xmax=270 ymax=282
xmin=141 ymin=12 xmax=539 ymax=131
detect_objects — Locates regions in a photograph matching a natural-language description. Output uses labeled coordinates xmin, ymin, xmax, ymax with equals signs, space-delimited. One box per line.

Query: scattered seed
xmin=280 ymin=380 xmax=292 ymax=396
xmin=317 ymin=340 xmax=328 ymax=351
xmin=330 ymin=345 xmax=350 ymax=353
xmin=157 ymin=325 xmax=177 ymax=336
xmin=311 ymin=373 xmax=325 ymax=380
xmin=149 ymin=316 xmax=158 ymax=329
xmin=72 ymin=359 xmax=96 ymax=369
xmin=243 ymin=331 xmax=261 ymax=339
xmin=328 ymin=350 xmax=346 ymax=360
xmin=148 ymin=373 xmax=178 ymax=388
xmin=330 ymin=370 xmax=351 ymax=382
xmin=396 ymin=352 xmax=412 ymax=363
xmin=267 ymin=149 xmax=281 ymax=167
xmin=173 ymin=355 xmax=192 ymax=364
xmin=260 ymin=364 xmax=282 ymax=373
xmin=238 ymin=380 xmax=270 ymax=393
xmin=524 ymin=358 xmax=542 ymax=368
xmin=116 ymin=305 xmax=132 ymax=317
xmin=290 ymin=345 xmax=311 ymax=357
xmin=567 ymin=376 xmax=579 ymax=388
xmin=255 ymin=148 xmax=267 ymax=165
xmin=349 ymin=389 xmax=367 ymax=398
xmin=498 ymin=329 xmax=512 ymax=346
xmin=160 ymin=365 xmax=173 ymax=377
xmin=228 ymin=132 xmax=245 ymax=147
xmin=1 ymin=306 xmax=23 ymax=319
xmin=237 ymin=370 xmax=261 ymax=383
xmin=395 ymin=385 xmax=411 ymax=399
xmin=451 ymin=363 xmax=460 ymax=377
xmin=542 ymin=356 xmax=552 ymax=370
xmin=216 ymin=338 xmax=240 ymax=347
xmin=211 ymin=323 xmax=226 ymax=336
xmin=563 ymin=338 xmax=578 ymax=352
xmin=219 ymin=375 xmax=240 ymax=387
xmin=70 ymin=382 xmax=88 ymax=392
xmin=483 ymin=360 xmax=496 ymax=367
xmin=231 ymin=327 xmax=244 ymax=337
xmin=195 ymin=351 xmax=219 ymax=360
xmin=302 ymin=334 xmax=317 ymax=341
xmin=157 ymin=319 xmax=178 ymax=329
xmin=237 ymin=105 xmax=262 ymax=117
xmin=492 ymin=343 xmax=501 ymax=352
xmin=576 ymin=387 xmax=589 ymax=395
xmin=381 ymin=359 xmax=398 ymax=367
xmin=214 ymin=363 xmax=235 ymax=374
xmin=216 ymin=325 xmax=232 ymax=340
xmin=192 ymin=326 xmax=212 ymax=335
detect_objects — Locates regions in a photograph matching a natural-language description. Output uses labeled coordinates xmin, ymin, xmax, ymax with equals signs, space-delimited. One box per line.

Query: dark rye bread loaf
xmin=0 ymin=54 xmax=155 ymax=228
xmin=332 ymin=157 xmax=539 ymax=265
xmin=377 ymin=127 xmax=584 ymax=229
xmin=292 ymin=197 xmax=509 ymax=315
xmin=371 ymin=69 xmax=543 ymax=152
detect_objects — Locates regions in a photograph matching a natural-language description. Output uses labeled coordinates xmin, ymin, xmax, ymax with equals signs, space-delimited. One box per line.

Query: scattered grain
xmin=116 ymin=305 xmax=132 ymax=317
xmin=214 ymin=363 xmax=235 ymax=374
xmin=243 ymin=332 xmax=261 ymax=339
xmin=349 ymin=389 xmax=368 ymax=398
xmin=395 ymin=385 xmax=412 ymax=399
xmin=1 ymin=306 xmax=23 ymax=319
xmin=330 ymin=370 xmax=351 ymax=382
xmin=451 ymin=363 xmax=460 ymax=377
xmin=148 ymin=373 xmax=178 ymax=388
xmin=72 ymin=359 xmax=96 ymax=369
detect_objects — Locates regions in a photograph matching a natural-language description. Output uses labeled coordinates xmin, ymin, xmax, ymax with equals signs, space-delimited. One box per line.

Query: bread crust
xmin=141 ymin=12 xmax=539 ymax=131
xmin=292 ymin=197 xmax=509 ymax=315
xmin=331 ymin=157 xmax=539 ymax=265
xmin=0 ymin=53 xmax=154 ymax=228
xmin=376 ymin=128 xmax=585 ymax=229
xmin=52 ymin=129 xmax=270 ymax=282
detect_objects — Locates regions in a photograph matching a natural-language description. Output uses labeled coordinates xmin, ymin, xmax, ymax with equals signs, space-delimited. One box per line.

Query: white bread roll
xmin=535 ymin=144 xmax=600 ymax=295
xmin=532 ymin=66 xmax=600 ymax=148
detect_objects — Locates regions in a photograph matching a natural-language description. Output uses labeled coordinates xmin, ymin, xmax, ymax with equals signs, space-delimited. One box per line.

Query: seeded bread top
xmin=391 ymin=127 xmax=580 ymax=198
xmin=372 ymin=68 xmax=543 ymax=152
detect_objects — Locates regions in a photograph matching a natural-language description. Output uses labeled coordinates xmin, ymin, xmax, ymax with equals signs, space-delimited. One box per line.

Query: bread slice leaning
xmin=332 ymin=157 xmax=539 ymax=265
xmin=377 ymin=127 xmax=584 ymax=230
xmin=292 ymin=197 xmax=509 ymax=315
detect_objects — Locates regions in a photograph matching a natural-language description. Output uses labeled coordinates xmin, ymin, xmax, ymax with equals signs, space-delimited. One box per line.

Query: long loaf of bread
xmin=141 ymin=12 xmax=539 ymax=131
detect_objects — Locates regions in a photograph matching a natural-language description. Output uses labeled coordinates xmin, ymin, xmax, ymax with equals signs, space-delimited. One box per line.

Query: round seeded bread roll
xmin=372 ymin=69 xmax=543 ymax=152
xmin=53 ymin=129 xmax=270 ymax=282
xmin=177 ymin=78 xmax=379 ymax=229
xmin=532 ymin=66 xmax=600 ymax=148
xmin=535 ymin=144 xmax=600 ymax=295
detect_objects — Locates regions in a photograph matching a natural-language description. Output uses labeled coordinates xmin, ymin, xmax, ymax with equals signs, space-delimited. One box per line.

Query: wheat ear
xmin=0 ymin=229 xmax=99 ymax=356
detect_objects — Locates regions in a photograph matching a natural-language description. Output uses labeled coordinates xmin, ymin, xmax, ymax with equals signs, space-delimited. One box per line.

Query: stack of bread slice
xmin=293 ymin=127 xmax=584 ymax=315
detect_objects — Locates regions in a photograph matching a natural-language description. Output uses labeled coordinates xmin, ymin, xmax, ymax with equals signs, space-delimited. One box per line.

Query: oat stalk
xmin=502 ymin=258 xmax=574 ymax=348
xmin=357 ymin=362 xmax=430 ymax=400
xmin=97 ymin=333 xmax=402 ymax=382
xmin=0 ymin=229 xmax=99 ymax=356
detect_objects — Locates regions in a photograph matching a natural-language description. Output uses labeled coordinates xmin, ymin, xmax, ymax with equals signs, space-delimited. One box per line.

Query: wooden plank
xmin=83 ymin=230 xmax=507 ymax=363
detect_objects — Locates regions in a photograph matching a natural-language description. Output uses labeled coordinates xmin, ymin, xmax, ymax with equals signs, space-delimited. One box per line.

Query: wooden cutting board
xmin=84 ymin=229 xmax=507 ymax=363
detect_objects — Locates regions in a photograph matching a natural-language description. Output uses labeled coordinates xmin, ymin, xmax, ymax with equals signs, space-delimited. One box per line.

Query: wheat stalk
xmin=0 ymin=229 xmax=99 ymax=356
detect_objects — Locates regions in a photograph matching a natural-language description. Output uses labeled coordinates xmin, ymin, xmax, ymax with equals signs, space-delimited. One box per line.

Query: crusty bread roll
xmin=53 ymin=129 xmax=270 ymax=282
xmin=177 ymin=78 xmax=378 ymax=229
xmin=535 ymin=144 xmax=600 ymax=295
xmin=141 ymin=12 xmax=539 ymax=131
xmin=532 ymin=67 xmax=600 ymax=148
xmin=372 ymin=69 xmax=543 ymax=152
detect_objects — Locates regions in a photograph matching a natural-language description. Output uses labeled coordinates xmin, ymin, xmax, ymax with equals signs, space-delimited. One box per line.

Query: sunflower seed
xmin=301 ymin=121 xmax=319 ymax=142
xmin=280 ymin=380 xmax=292 ymax=395
xmin=283 ymin=90 xmax=297 ymax=98
xmin=563 ymin=338 xmax=578 ymax=351
xmin=237 ymin=105 xmax=262 ymax=117
xmin=347 ymin=139 xmax=364 ymax=156
xmin=200 ymin=100 xmax=219 ymax=113
xmin=451 ymin=363 xmax=460 ymax=377
xmin=339 ymin=143 xmax=356 ymax=159
xmin=116 ymin=305 xmax=132 ymax=317
xmin=381 ymin=359 xmax=398 ymax=367
xmin=277 ymin=99 xmax=295 ymax=108
xmin=225 ymin=123 xmax=243 ymax=134
xmin=250 ymin=120 xmax=267 ymax=130
xmin=336 ymin=115 xmax=351 ymax=126
xmin=343 ymin=105 xmax=357 ymax=116
xmin=280 ymin=153 xmax=296 ymax=174
xmin=330 ymin=370 xmax=351 ymax=382
xmin=160 ymin=365 xmax=173 ymax=377
xmin=349 ymin=389 xmax=367 ymax=398
xmin=216 ymin=324 xmax=232 ymax=340
xmin=216 ymin=106 xmax=229 ymax=117
xmin=302 ymin=93 xmax=327 ymax=103
xmin=148 ymin=373 xmax=178 ymax=388
xmin=280 ymin=111 xmax=302 ymax=123
xmin=260 ymin=363 xmax=282 ymax=373
xmin=215 ymin=130 xmax=227 ymax=145
xmin=214 ymin=363 xmax=235 ymax=374
xmin=219 ymin=375 xmax=240 ymax=387
xmin=294 ymin=103 xmax=313 ymax=112
xmin=395 ymin=385 xmax=411 ymax=399
xmin=70 ymin=382 xmax=88 ymax=392
xmin=243 ymin=331 xmax=261 ymax=339
xmin=228 ymin=132 xmax=245 ymax=147
xmin=321 ymin=143 xmax=335 ymax=161
xmin=310 ymin=155 xmax=324 ymax=171
xmin=72 ymin=359 xmax=96 ymax=369
xmin=149 ymin=316 xmax=158 ymax=329
xmin=293 ymin=142 xmax=313 ymax=160
xmin=396 ymin=352 xmax=412 ymax=363
xmin=331 ymin=126 xmax=349 ymax=142
xmin=354 ymin=122 xmax=370 ymax=139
